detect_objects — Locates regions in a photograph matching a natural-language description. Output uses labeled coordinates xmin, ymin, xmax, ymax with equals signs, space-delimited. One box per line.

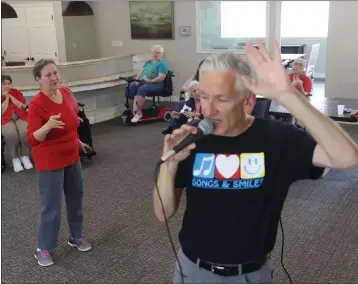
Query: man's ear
xmin=244 ymin=92 xmax=257 ymax=115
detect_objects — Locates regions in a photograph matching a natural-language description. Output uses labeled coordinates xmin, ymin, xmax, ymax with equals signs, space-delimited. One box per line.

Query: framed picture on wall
xmin=129 ymin=1 xmax=174 ymax=40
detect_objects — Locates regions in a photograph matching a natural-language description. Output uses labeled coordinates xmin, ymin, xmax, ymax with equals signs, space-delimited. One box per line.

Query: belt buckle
xmin=211 ymin=264 xmax=225 ymax=274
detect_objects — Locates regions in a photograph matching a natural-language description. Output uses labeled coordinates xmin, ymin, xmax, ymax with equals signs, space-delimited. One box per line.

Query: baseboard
xmin=314 ymin=73 xmax=325 ymax=79
xmin=93 ymin=106 xmax=124 ymax=124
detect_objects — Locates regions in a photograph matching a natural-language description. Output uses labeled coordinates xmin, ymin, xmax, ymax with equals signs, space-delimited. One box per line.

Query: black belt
xmin=186 ymin=252 xmax=267 ymax=276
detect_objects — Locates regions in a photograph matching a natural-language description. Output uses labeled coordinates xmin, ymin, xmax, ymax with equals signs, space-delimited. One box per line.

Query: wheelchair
xmin=77 ymin=102 xmax=96 ymax=160
xmin=119 ymin=70 xmax=175 ymax=125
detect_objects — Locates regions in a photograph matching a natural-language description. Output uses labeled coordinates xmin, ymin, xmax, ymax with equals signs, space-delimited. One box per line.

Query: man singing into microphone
xmin=153 ymin=40 xmax=358 ymax=283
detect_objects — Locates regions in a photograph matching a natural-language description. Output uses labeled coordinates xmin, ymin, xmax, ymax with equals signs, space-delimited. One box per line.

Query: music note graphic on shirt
xmin=193 ymin=154 xmax=215 ymax=178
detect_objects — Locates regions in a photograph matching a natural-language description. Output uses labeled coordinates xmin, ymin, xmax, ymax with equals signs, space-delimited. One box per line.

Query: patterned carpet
xmin=1 ymin=119 xmax=358 ymax=283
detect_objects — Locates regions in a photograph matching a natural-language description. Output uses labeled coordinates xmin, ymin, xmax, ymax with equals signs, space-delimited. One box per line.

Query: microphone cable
xmin=279 ymin=216 xmax=293 ymax=284
xmin=154 ymin=163 xmax=184 ymax=284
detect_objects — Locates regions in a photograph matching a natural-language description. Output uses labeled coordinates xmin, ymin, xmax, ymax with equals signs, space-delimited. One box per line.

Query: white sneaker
xmin=21 ymin=156 xmax=33 ymax=170
xmin=12 ymin=158 xmax=24 ymax=172
xmin=131 ymin=113 xmax=142 ymax=123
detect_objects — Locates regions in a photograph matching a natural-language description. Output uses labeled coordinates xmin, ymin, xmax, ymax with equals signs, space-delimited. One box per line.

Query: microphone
xmin=158 ymin=119 xmax=213 ymax=165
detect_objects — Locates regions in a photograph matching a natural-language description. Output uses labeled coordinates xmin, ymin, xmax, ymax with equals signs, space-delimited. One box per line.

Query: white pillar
xmin=266 ymin=1 xmax=281 ymax=55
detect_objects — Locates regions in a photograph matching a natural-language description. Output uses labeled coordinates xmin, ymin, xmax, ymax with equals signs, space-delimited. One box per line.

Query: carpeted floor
xmin=2 ymin=119 xmax=358 ymax=283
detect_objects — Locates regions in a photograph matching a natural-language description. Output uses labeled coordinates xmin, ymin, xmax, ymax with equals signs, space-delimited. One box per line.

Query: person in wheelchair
xmin=162 ymin=80 xmax=202 ymax=135
xmin=60 ymin=81 xmax=96 ymax=158
xmin=128 ymin=45 xmax=169 ymax=123
xmin=60 ymin=81 xmax=80 ymax=113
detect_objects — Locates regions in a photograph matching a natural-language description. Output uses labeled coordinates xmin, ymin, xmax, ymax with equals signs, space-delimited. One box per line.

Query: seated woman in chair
xmin=128 ymin=45 xmax=168 ymax=123
xmin=289 ymin=58 xmax=312 ymax=96
xmin=1 ymin=75 xmax=33 ymax=172
xmin=164 ymin=80 xmax=203 ymax=134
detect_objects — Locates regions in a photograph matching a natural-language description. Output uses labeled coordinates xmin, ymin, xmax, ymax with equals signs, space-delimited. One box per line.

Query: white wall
xmin=325 ymin=1 xmax=358 ymax=99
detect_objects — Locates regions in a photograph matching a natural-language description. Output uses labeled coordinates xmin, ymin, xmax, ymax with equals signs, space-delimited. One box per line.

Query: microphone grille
xmin=198 ymin=119 xmax=213 ymax=135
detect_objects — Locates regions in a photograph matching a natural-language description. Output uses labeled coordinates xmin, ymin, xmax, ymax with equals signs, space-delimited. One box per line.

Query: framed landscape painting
xmin=129 ymin=1 xmax=174 ymax=39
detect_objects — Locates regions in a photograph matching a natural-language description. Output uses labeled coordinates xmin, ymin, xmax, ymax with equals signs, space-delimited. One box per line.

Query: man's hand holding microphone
xmin=154 ymin=120 xmax=213 ymax=221
xmin=161 ymin=124 xmax=198 ymax=171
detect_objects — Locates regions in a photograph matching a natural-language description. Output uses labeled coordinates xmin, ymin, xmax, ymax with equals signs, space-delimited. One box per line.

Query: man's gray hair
xmin=151 ymin=45 xmax=164 ymax=57
xmin=199 ymin=53 xmax=256 ymax=96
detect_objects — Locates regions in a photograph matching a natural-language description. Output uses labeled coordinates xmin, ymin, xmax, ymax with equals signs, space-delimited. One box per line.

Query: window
xmin=197 ymin=1 xmax=268 ymax=52
xmin=281 ymin=1 xmax=329 ymax=37
xmin=221 ymin=1 xmax=267 ymax=38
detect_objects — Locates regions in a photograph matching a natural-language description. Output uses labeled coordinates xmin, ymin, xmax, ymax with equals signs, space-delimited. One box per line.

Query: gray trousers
xmin=36 ymin=161 xmax=84 ymax=250
xmin=2 ymin=118 xmax=30 ymax=158
xmin=173 ymin=248 xmax=273 ymax=284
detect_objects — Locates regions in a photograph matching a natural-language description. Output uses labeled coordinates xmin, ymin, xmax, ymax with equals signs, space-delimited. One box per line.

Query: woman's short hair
xmin=293 ymin=58 xmax=305 ymax=65
xmin=32 ymin=59 xmax=56 ymax=81
xmin=186 ymin=80 xmax=200 ymax=98
xmin=151 ymin=45 xmax=164 ymax=56
xmin=1 ymin=75 xmax=12 ymax=84
xmin=188 ymin=80 xmax=200 ymax=89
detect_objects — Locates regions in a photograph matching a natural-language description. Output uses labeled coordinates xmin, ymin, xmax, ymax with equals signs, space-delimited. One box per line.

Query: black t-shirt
xmin=175 ymin=118 xmax=324 ymax=264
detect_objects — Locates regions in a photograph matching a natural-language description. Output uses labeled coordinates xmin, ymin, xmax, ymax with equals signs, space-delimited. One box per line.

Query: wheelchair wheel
xmin=122 ymin=115 xmax=129 ymax=125
xmin=121 ymin=110 xmax=133 ymax=125
xmin=163 ymin=111 xmax=171 ymax=122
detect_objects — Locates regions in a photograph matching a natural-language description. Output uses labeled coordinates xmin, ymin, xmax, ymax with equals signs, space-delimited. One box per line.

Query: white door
xmin=2 ymin=6 xmax=30 ymax=63
xmin=25 ymin=5 xmax=59 ymax=64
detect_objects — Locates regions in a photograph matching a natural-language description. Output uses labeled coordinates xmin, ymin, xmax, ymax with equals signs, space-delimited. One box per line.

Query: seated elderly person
xmin=59 ymin=81 xmax=80 ymax=114
xmin=163 ymin=80 xmax=203 ymax=135
xmin=289 ymin=58 xmax=312 ymax=96
xmin=1 ymin=75 xmax=33 ymax=172
xmin=128 ymin=45 xmax=168 ymax=123
xmin=59 ymin=81 xmax=96 ymax=158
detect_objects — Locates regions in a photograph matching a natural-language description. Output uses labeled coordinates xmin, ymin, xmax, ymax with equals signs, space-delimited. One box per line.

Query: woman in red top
xmin=288 ymin=58 xmax=312 ymax=96
xmin=1 ymin=75 xmax=33 ymax=172
xmin=27 ymin=59 xmax=92 ymax=267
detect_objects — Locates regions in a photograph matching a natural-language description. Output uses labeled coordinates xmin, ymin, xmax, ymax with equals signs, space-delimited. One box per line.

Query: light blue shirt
xmin=141 ymin=60 xmax=168 ymax=80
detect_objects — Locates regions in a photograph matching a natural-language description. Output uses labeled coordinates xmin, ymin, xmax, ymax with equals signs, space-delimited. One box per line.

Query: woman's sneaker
xmin=68 ymin=236 xmax=92 ymax=252
xmin=12 ymin=158 xmax=24 ymax=172
xmin=20 ymin=156 xmax=33 ymax=170
xmin=34 ymin=249 xmax=54 ymax=267
xmin=130 ymin=113 xmax=142 ymax=123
